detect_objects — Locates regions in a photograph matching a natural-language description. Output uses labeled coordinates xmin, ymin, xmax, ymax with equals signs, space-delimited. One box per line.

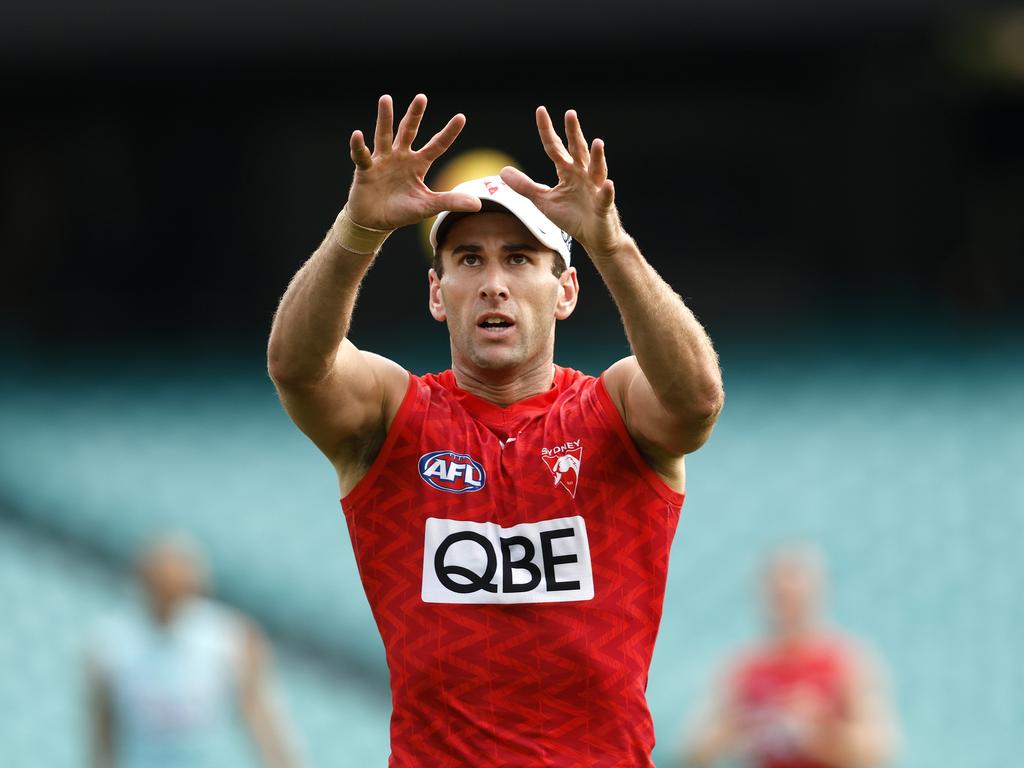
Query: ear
xmin=428 ymin=268 xmax=447 ymax=322
xmin=554 ymin=266 xmax=579 ymax=321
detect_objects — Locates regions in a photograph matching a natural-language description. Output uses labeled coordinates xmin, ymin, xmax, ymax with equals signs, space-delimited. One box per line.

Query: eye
xmin=461 ymin=254 xmax=480 ymax=266
xmin=508 ymin=254 xmax=530 ymax=265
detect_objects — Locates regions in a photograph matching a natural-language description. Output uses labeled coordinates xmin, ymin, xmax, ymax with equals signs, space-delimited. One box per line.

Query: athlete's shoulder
xmin=549 ymin=365 xmax=602 ymax=409
xmin=86 ymin=610 xmax=138 ymax=671
xmin=388 ymin=370 xmax=467 ymax=434
xmin=552 ymin=364 xmax=621 ymax=420
xmin=406 ymin=370 xmax=466 ymax=413
xmin=553 ymin=364 xmax=595 ymax=389
xmin=728 ymin=643 xmax=770 ymax=678
xmin=416 ymin=369 xmax=457 ymax=392
xmin=183 ymin=596 xmax=245 ymax=633
xmin=817 ymin=630 xmax=879 ymax=674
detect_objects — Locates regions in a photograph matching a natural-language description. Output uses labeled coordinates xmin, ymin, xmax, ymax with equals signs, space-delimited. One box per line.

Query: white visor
xmin=429 ymin=176 xmax=572 ymax=267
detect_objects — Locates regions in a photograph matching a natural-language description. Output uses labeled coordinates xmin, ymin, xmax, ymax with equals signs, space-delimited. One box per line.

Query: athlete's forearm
xmin=804 ymin=721 xmax=893 ymax=768
xmin=589 ymin=236 xmax=723 ymax=420
xmin=267 ymin=219 xmax=377 ymax=385
xmin=87 ymin=669 xmax=116 ymax=768
xmin=237 ymin=626 xmax=299 ymax=768
xmin=682 ymin=725 xmax=736 ymax=767
xmin=244 ymin=699 xmax=298 ymax=768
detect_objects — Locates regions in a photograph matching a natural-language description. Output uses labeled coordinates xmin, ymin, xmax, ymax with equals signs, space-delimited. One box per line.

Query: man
xmin=267 ymin=93 xmax=724 ymax=766
xmin=86 ymin=536 xmax=297 ymax=768
xmin=681 ymin=547 xmax=899 ymax=768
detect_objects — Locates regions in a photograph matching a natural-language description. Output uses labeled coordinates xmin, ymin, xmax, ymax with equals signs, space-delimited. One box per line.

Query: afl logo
xmin=418 ymin=451 xmax=486 ymax=494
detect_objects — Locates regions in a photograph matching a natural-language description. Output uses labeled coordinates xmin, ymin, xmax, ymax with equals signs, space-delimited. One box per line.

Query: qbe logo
xmin=421 ymin=516 xmax=594 ymax=605
xmin=418 ymin=450 xmax=486 ymax=494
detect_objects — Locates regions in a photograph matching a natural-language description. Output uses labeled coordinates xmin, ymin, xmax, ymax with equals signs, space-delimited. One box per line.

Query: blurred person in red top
xmin=681 ymin=546 xmax=898 ymax=768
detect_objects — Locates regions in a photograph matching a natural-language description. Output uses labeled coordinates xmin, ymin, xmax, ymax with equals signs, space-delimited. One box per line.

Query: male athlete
xmin=681 ymin=547 xmax=898 ymax=768
xmin=267 ymin=94 xmax=725 ymax=766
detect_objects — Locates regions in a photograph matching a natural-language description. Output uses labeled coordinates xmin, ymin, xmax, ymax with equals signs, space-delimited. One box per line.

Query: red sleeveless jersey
xmin=729 ymin=636 xmax=853 ymax=768
xmin=341 ymin=366 xmax=684 ymax=767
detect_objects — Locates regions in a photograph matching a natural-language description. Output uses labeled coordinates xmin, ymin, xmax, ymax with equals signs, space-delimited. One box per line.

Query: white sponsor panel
xmin=422 ymin=515 xmax=594 ymax=604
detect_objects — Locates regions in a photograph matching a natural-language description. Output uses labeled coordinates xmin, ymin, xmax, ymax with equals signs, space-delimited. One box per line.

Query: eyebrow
xmin=450 ymin=243 xmax=540 ymax=255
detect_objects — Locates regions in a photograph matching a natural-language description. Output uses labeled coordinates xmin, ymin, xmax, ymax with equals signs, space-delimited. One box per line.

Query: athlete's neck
xmin=771 ymin=618 xmax=821 ymax=649
xmin=148 ymin=597 xmax=182 ymax=627
xmin=451 ymin=359 xmax=555 ymax=407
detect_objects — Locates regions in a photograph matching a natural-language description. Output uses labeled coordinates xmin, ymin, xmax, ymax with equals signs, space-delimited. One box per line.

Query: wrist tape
xmin=331 ymin=207 xmax=393 ymax=255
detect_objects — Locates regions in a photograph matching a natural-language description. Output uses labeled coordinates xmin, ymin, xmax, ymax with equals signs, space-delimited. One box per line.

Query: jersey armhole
xmin=595 ymin=373 xmax=686 ymax=508
xmin=341 ymin=372 xmax=419 ymax=509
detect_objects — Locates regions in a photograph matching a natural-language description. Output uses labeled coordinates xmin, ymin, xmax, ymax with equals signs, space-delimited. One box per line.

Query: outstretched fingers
xmin=373 ymin=95 xmax=394 ymax=154
xmin=395 ymin=93 xmax=428 ymax=150
xmin=589 ymin=138 xmax=608 ymax=185
xmin=428 ymin=191 xmax=482 ymax=216
xmin=350 ymin=130 xmax=373 ymax=170
xmin=536 ymin=106 xmax=573 ymax=167
xmin=418 ymin=113 xmax=467 ymax=163
xmin=564 ymin=110 xmax=590 ymax=167
xmin=499 ymin=166 xmax=550 ymax=203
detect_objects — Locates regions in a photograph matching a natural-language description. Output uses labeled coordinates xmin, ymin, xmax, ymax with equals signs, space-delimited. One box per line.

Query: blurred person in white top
xmin=85 ymin=536 xmax=297 ymax=768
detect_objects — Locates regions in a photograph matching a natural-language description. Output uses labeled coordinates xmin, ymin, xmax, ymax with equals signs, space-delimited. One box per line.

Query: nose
xmin=478 ymin=263 xmax=510 ymax=301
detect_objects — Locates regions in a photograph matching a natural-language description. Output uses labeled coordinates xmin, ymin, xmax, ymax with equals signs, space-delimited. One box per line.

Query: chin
xmin=466 ymin=345 xmax=526 ymax=372
xmin=470 ymin=353 xmax=522 ymax=371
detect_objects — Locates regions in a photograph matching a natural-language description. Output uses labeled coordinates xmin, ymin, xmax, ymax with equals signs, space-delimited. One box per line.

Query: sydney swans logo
xmin=541 ymin=439 xmax=582 ymax=498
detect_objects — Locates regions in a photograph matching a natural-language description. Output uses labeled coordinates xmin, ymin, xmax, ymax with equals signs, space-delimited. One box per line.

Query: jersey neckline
xmin=436 ymin=366 xmax=576 ymax=436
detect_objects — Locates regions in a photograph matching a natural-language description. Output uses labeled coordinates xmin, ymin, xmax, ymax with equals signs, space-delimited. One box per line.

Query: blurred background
xmin=1 ymin=0 xmax=1022 ymax=765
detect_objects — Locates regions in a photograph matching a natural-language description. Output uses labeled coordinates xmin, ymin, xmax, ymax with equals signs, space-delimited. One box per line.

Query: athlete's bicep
xmin=604 ymin=356 xmax=715 ymax=458
xmin=274 ymin=339 xmax=408 ymax=461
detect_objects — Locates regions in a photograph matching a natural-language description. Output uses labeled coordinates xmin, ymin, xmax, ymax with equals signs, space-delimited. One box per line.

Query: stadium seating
xmin=0 ymin=519 xmax=391 ymax=767
xmin=1 ymin=331 xmax=1021 ymax=767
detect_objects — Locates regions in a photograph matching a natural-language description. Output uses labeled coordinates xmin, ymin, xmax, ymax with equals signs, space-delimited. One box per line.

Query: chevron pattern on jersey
xmin=342 ymin=368 xmax=684 ymax=767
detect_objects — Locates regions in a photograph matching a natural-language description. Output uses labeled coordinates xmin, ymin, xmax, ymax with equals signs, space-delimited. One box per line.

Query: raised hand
xmin=346 ymin=94 xmax=481 ymax=231
xmin=499 ymin=107 xmax=627 ymax=259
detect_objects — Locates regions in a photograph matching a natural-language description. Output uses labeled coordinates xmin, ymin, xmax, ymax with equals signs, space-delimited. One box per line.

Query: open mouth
xmin=477 ymin=315 xmax=515 ymax=333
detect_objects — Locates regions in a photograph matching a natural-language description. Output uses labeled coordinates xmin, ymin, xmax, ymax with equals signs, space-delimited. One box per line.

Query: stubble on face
xmin=452 ymin=292 xmax=557 ymax=372
xmin=435 ymin=213 xmax=563 ymax=378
